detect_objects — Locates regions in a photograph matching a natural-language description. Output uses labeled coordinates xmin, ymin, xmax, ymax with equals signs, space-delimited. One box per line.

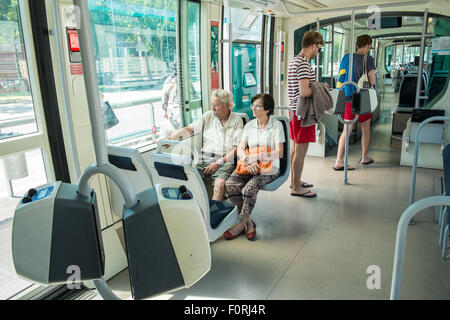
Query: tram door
xmin=232 ymin=43 xmax=260 ymax=119
xmin=180 ymin=0 xmax=202 ymax=125
xmin=0 ymin=0 xmax=57 ymax=299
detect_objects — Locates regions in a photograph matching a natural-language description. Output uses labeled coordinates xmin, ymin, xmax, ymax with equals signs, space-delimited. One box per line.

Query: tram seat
xmin=409 ymin=109 xmax=445 ymax=144
xmin=329 ymin=88 xmax=376 ymax=116
xmin=107 ymin=145 xmax=154 ymax=217
xmin=263 ymin=115 xmax=291 ymax=191
xmin=398 ymin=73 xmax=427 ymax=109
xmin=441 ymin=144 xmax=450 ymax=259
xmin=427 ymin=72 xmax=448 ymax=103
xmin=234 ymin=112 xmax=250 ymax=126
xmin=148 ymin=149 xmax=238 ymax=242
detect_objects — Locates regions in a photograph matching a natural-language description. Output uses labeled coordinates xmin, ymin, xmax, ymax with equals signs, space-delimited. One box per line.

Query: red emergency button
xmin=67 ymin=29 xmax=80 ymax=52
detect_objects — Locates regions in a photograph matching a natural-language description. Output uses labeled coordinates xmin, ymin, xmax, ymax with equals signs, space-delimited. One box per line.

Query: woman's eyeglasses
xmin=251 ymin=104 xmax=264 ymax=109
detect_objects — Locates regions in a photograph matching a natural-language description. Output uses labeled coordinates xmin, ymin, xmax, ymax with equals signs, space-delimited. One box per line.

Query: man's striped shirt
xmin=287 ymin=54 xmax=316 ymax=110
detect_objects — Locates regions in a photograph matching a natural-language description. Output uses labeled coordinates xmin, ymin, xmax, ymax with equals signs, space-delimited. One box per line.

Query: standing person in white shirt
xmin=166 ymin=89 xmax=243 ymax=201
xmin=161 ymin=69 xmax=181 ymax=131
xmin=224 ymin=93 xmax=285 ymax=241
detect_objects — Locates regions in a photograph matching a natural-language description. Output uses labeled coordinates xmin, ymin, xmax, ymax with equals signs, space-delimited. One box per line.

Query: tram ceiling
xmin=278 ymin=0 xmax=431 ymax=16
xmin=222 ymin=0 xmax=446 ymax=21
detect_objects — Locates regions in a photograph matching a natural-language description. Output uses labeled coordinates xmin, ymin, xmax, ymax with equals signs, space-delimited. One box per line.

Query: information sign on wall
xmin=211 ymin=20 xmax=219 ymax=90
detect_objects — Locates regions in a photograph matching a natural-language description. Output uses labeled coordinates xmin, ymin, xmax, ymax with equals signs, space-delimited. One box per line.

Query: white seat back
xmin=107 ymin=145 xmax=153 ymax=218
xmin=148 ymin=153 xmax=210 ymax=228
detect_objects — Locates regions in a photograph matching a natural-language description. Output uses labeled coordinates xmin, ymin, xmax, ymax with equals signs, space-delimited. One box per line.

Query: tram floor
xmin=106 ymin=87 xmax=450 ymax=300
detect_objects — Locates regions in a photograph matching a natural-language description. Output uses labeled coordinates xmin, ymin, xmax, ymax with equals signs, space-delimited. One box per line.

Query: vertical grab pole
xmin=402 ymin=39 xmax=406 ymax=66
xmin=315 ymin=19 xmax=320 ymax=141
xmin=73 ymin=0 xmax=139 ymax=300
xmin=229 ymin=23 xmax=233 ymax=94
xmin=278 ymin=30 xmax=283 ymax=106
xmin=414 ymin=9 xmax=428 ymax=109
xmin=344 ymin=10 xmax=356 ymax=185
xmin=331 ymin=23 xmax=334 ymax=85
xmin=73 ymin=0 xmax=108 ymax=166
xmin=316 ymin=18 xmax=320 ymax=82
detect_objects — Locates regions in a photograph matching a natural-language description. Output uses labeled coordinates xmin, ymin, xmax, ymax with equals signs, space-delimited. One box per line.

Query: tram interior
xmin=0 ymin=0 xmax=449 ymax=300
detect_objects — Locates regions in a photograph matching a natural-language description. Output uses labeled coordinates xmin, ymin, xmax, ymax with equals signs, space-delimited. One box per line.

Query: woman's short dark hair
xmin=251 ymin=93 xmax=275 ymax=116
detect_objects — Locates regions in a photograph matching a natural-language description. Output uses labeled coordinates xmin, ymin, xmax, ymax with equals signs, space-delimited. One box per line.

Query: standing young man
xmin=287 ymin=31 xmax=325 ymax=198
xmin=333 ymin=34 xmax=376 ymax=170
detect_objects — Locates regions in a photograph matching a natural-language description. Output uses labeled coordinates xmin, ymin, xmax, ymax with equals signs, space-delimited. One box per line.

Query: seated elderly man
xmin=166 ymin=89 xmax=243 ymax=201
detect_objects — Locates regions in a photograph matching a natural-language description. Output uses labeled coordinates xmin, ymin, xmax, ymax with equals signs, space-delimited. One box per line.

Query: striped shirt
xmin=287 ymin=54 xmax=316 ymax=109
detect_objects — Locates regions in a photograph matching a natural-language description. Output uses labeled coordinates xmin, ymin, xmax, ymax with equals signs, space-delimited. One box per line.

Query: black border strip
xmin=268 ymin=16 xmax=275 ymax=96
xmin=28 ymin=0 xmax=70 ymax=183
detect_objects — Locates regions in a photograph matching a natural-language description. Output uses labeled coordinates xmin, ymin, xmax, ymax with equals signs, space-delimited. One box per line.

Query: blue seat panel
xmin=209 ymin=200 xmax=235 ymax=229
xmin=443 ymin=144 xmax=450 ymax=228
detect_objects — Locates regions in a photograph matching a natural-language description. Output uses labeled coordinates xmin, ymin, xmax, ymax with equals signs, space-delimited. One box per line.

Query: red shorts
xmin=344 ymin=101 xmax=372 ymax=123
xmin=289 ymin=111 xmax=316 ymax=144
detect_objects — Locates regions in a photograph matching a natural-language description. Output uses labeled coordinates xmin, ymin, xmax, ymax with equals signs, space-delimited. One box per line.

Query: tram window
xmin=0 ymin=0 xmax=38 ymax=140
xmin=0 ymin=149 xmax=48 ymax=298
xmin=333 ymin=31 xmax=344 ymax=73
xmin=385 ymin=45 xmax=393 ymax=73
xmin=264 ymin=16 xmax=273 ymax=94
xmin=226 ymin=8 xmax=263 ymax=42
xmin=88 ymin=0 xmax=178 ymax=147
xmin=185 ymin=0 xmax=202 ymax=122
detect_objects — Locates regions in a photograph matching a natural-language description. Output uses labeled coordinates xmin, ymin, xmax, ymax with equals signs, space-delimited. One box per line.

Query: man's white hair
xmin=211 ymin=89 xmax=234 ymax=111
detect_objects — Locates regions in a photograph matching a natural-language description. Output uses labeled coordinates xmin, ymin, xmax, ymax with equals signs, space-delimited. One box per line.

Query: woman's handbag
xmin=356 ymin=55 xmax=378 ymax=114
xmin=358 ymin=54 xmax=370 ymax=89
xmin=236 ymin=146 xmax=273 ymax=175
xmin=102 ymin=101 xmax=119 ymax=129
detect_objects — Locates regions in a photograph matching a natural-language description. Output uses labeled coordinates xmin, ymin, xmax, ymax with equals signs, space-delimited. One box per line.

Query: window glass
xmin=333 ymin=30 xmax=344 ymax=76
xmin=225 ymin=8 xmax=263 ymax=42
xmin=185 ymin=0 xmax=201 ymax=122
xmin=88 ymin=0 xmax=178 ymax=147
xmin=385 ymin=45 xmax=393 ymax=73
xmin=264 ymin=16 xmax=272 ymax=94
xmin=0 ymin=148 xmax=48 ymax=299
xmin=0 ymin=0 xmax=38 ymax=140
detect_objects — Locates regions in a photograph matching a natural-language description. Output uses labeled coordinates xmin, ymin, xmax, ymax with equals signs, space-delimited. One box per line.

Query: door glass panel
xmin=333 ymin=29 xmax=344 ymax=78
xmin=88 ymin=0 xmax=178 ymax=146
xmin=232 ymin=43 xmax=261 ymax=119
xmin=0 ymin=148 xmax=48 ymax=299
xmin=185 ymin=0 xmax=201 ymax=123
xmin=0 ymin=0 xmax=38 ymax=140
xmin=264 ymin=16 xmax=271 ymax=94
xmin=227 ymin=8 xmax=262 ymax=42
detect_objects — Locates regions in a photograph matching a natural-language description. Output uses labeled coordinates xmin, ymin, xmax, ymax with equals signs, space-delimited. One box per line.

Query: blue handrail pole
xmin=409 ymin=116 xmax=450 ymax=206
xmin=390 ymin=196 xmax=450 ymax=300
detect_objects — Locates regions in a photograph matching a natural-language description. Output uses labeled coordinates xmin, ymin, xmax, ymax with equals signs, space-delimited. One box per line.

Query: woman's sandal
xmin=360 ymin=157 xmax=374 ymax=165
xmin=290 ymin=181 xmax=314 ymax=189
xmin=291 ymin=190 xmax=317 ymax=198
xmin=246 ymin=220 xmax=257 ymax=241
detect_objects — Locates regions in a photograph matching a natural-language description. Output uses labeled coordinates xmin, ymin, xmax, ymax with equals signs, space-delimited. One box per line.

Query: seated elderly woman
xmin=224 ymin=93 xmax=285 ymax=241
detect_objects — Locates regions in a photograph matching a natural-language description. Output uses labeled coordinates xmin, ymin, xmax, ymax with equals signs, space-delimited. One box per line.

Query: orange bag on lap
xmin=236 ymin=146 xmax=272 ymax=175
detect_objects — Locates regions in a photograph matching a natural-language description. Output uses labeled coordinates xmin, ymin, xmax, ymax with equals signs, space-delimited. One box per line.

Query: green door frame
xmin=179 ymin=0 xmax=202 ymax=126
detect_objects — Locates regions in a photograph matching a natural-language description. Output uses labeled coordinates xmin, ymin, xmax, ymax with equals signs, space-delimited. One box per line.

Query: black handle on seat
xmin=352 ymin=91 xmax=361 ymax=114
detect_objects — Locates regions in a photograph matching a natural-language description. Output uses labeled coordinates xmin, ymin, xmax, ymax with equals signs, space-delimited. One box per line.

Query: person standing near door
xmin=161 ymin=67 xmax=181 ymax=131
